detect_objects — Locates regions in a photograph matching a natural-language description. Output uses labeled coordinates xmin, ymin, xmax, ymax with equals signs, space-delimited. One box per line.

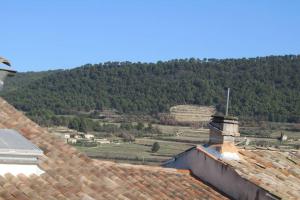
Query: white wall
xmin=164 ymin=147 xmax=279 ymax=200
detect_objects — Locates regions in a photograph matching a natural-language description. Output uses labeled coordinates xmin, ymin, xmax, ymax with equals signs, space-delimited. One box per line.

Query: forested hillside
xmin=1 ymin=55 xmax=300 ymax=122
xmin=2 ymin=70 xmax=60 ymax=92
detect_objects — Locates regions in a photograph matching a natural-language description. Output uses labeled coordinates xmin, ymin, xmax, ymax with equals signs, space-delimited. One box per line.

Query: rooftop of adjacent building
xmin=197 ymin=145 xmax=300 ymax=198
xmin=0 ymin=97 xmax=229 ymax=199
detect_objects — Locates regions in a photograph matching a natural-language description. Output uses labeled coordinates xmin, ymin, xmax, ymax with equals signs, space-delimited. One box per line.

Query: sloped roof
xmin=165 ymin=144 xmax=300 ymax=199
xmin=0 ymin=129 xmax=43 ymax=156
xmin=227 ymin=148 xmax=300 ymax=199
xmin=0 ymin=97 xmax=227 ymax=200
xmin=197 ymin=144 xmax=300 ymax=199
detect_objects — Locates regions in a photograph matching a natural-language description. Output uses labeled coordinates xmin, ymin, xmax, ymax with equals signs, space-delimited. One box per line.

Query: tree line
xmin=1 ymin=55 xmax=300 ymax=123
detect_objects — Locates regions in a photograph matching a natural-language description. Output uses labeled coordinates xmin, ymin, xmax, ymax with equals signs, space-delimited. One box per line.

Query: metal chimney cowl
xmin=0 ymin=56 xmax=17 ymax=90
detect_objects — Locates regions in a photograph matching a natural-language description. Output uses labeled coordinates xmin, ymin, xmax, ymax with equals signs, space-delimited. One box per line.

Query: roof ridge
xmin=92 ymin=159 xmax=188 ymax=174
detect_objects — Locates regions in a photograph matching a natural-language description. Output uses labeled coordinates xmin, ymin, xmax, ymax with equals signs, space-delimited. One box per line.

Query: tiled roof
xmin=193 ymin=145 xmax=300 ymax=199
xmin=227 ymin=148 xmax=300 ymax=199
xmin=0 ymin=98 xmax=227 ymax=200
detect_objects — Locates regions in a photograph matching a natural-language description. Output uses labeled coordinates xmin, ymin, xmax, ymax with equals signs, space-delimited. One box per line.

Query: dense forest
xmin=2 ymin=70 xmax=60 ymax=91
xmin=1 ymin=55 xmax=300 ymax=123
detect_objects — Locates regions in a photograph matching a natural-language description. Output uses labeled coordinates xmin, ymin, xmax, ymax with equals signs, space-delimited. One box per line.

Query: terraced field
xmin=170 ymin=105 xmax=216 ymax=122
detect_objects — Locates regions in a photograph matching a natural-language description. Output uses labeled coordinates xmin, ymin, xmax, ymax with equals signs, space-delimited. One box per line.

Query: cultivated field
xmin=76 ymin=139 xmax=193 ymax=165
xmin=170 ymin=105 xmax=216 ymax=122
xmin=48 ymin=119 xmax=300 ymax=166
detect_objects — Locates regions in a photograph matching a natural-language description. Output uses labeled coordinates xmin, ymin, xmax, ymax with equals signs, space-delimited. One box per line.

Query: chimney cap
xmin=211 ymin=115 xmax=238 ymax=121
xmin=0 ymin=56 xmax=17 ymax=90
xmin=0 ymin=57 xmax=11 ymax=67
xmin=0 ymin=56 xmax=16 ymax=75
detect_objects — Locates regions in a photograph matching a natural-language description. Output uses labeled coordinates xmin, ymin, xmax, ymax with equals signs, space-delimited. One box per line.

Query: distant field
xmin=76 ymin=138 xmax=193 ymax=165
xmin=240 ymin=122 xmax=300 ymax=139
xmin=170 ymin=105 xmax=216 ymax=122
xmin=71 ymin=122 xmax=208 ymax=165
xmin=49 ymin=120 xmax=300 ymax=166
xmin=49 ymin=123 xmax=205 ymax=165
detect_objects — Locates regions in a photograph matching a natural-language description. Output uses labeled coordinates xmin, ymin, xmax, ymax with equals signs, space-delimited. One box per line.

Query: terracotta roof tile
xmin=222 ymin=148 xmax=300 ymax=199
xmin=0 ymin=98 xmax=228 ymax=200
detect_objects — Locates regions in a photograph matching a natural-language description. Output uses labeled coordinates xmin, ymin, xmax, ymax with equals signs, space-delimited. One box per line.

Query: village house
xmin=64 ymin=133 xmax=71 ymax=139
xmin=84 ymin=134 xmax=95 ymax=140
xmin=94 ymin=138 xmax=111 ymax=144
xmin=279 ymin=132 xmax=288 ymax=142
xmin=68 ymin=138 xmax=77 ymax=144
xmin=74 ymin=134 xmax=84 ymax=139
xmin=64 ymin=132 xmax=96 ymax=145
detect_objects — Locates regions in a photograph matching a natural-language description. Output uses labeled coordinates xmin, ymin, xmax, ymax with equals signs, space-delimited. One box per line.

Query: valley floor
xmin=48 ymin=122 xmax=300 ymax=166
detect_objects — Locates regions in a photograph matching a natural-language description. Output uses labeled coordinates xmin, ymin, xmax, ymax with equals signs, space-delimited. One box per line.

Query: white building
xmin=84 ymin=134 xmax=95 ymax=140
xmin=95 ymin=138 xmax=110 ymax=144
xmin=68 ymin=138 xmax=77 ymax=144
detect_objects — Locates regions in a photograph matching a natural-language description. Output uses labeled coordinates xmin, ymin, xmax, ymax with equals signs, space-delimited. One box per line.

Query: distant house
xmin=84 ymin=134 xmax=95 ymax=140
xmin=68 ymin=138 xmax=77 ymax=144
xmin=279 ymin=132 xmax=288 ymax=142
xmin=95 ymin=138 xmax=110 ymax=144
xmin=74 ymin=134 xmax=84 ymax=139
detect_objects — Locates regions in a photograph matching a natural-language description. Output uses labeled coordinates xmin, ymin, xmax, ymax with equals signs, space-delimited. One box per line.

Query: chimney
xmin=0 ymin=56 xmax=16 ymax=90
xmin=207 ymin=115 xmax=240 ymax=160
xmin=206 ymin=88 xmax=240 ymax=160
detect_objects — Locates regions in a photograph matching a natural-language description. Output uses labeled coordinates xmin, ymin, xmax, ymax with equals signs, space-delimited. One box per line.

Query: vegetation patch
xmin=2 ymin=56 xmax=300 ymax=123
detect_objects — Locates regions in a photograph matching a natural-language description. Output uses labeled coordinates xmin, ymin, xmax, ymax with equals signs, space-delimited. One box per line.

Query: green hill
xmin=1 ymin=55 xmax=300 ymax=122
xmin=2 ymin=70 xmax=60 ymax=92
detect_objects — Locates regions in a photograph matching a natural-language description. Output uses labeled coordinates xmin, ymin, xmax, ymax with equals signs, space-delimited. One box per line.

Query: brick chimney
xmin=207 ymin=115 xmax=240 ymax=160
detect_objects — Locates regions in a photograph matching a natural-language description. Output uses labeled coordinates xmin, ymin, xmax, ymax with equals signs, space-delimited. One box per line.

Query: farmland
xmin=48 ymin=119 xmax=300 ymax=166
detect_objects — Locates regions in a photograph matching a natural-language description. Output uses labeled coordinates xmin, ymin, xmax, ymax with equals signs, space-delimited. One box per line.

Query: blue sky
xmin=1 ymin=0 xmax=300 ymax=72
